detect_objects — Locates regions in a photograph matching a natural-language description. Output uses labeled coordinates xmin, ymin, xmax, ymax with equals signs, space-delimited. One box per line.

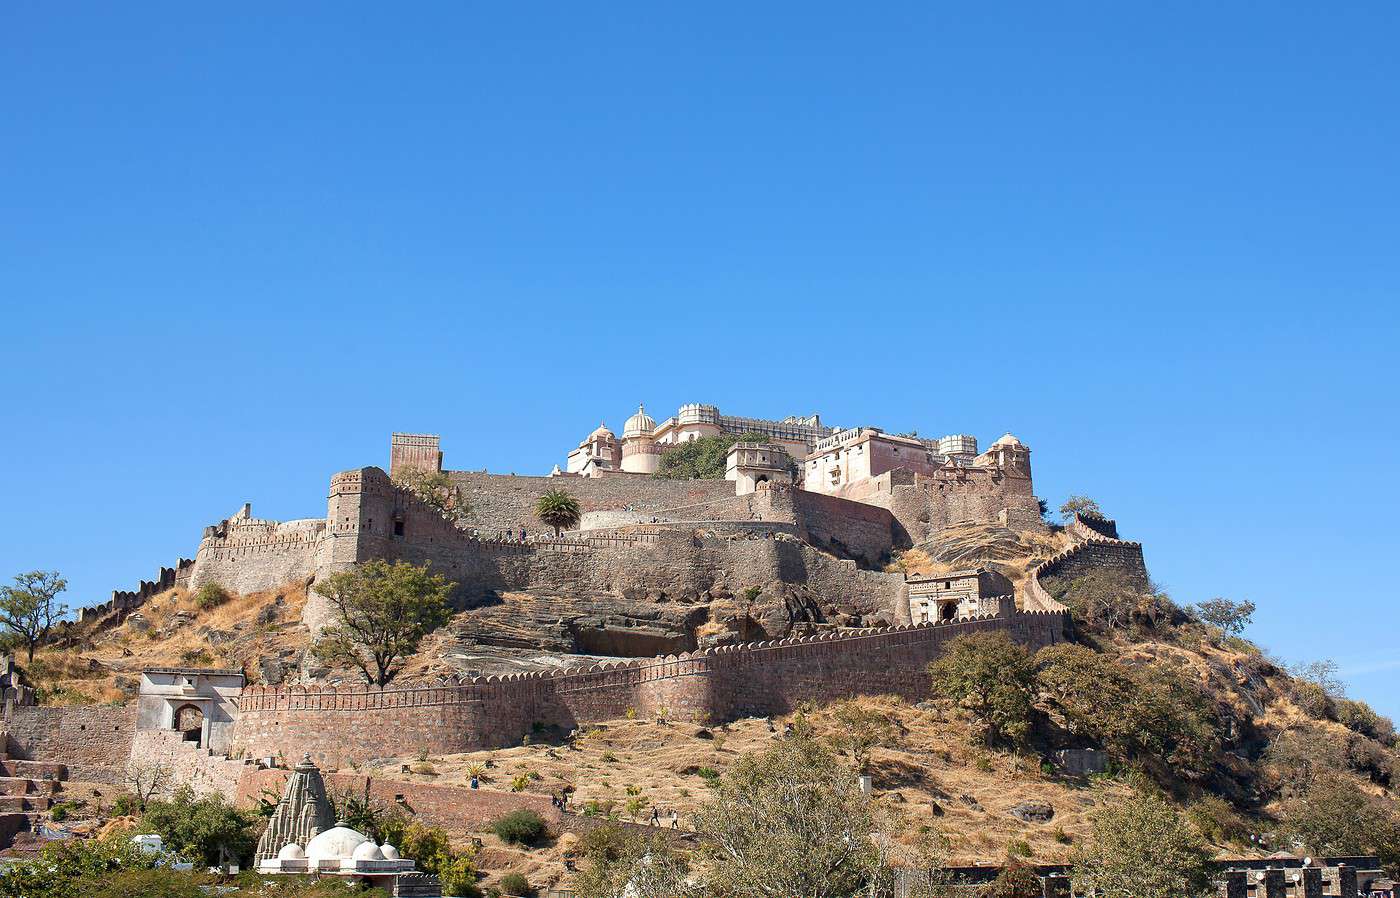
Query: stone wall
xmin=130 ymin=730 xmax=255 ymax=798
xmin=840 ymin=468 xmax=1043 ymax=547
xmin=231 ymin=610 xmax=1066 ymax=768
xmin=1023 ymin=535 xmax=1149 ymax=612
xmin=188 ymin=513 xmax=324 ymax=596
xmin=2 ymin=704 xmax=136 ymax=784
xmin=447 ymin=471 xmax=735 ymax=536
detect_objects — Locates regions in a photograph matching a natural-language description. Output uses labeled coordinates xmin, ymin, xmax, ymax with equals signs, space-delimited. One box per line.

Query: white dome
xmin=380 ymin=843 xmax=400 ymax=860
xmin=623 ymin=404 xmax=656 ymax=438
xmin=589 ymin=421 xmax=615 ymax=439
xmin=992 ymin=433 xmax=1023 ymax=447
xmin=305 ymin=825 xmax=371 ymax=862
xmin=352 ymin=841 xmax=386 ymax=862
xmin=277 ymin=843 xmax=306 ymax=861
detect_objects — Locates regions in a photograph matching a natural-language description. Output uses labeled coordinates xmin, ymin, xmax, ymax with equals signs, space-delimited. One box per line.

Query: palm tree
xmin=535 ymin=489 xmax=582 ymax=537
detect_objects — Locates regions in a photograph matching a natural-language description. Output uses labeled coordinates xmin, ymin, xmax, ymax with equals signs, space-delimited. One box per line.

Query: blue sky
xmin=2 ymin=4 xmax=1397 ymax=715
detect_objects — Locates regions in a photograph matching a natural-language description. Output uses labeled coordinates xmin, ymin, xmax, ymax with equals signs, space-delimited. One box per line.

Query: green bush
xmin=138 ymin=786 xmax=258 ymax=866
xmin=490 ymin=809 xmax=548 ymax=846
xmin=1337 ymin=699 xmax=1397 ymax=747
xmin=654 ymin=432 xmax=792 ymax=480
xmin=194 ymin=583 xmax=231 ymax=611
xmin=499 ymin=871 xmax=533 ymax=896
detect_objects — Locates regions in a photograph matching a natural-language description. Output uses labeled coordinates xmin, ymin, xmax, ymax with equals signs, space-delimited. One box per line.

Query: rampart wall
xmin=188 ymin=516 xmax=325 ymax=596
xmin=843 ymin=468 xmax=1043 ymax=546
xmin=231 ymin=610 xmax=1065 ymax=768
xmin=2 ymin=704 xmax=136 ymax=784
xmin=447 ymin=471 xmax=735 ymax=536
xmin=1023 ymin=535 xmax=1149 ymax=612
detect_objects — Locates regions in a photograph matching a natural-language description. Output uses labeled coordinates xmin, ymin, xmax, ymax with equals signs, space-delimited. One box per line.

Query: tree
xmin=1195 ymin=598 xmax=1255 ymax=635
xmin=695 ymin=732 xmax=876 ymax=898
xmin=124 ymin=760 xmax=174 ymax=809
xmin=534 ymin=489 xmax=582 ymax=536
xmin=1070 ymin=792 xmax=1213 ymax=898
xmin=574 ymin=825 xmax=696 ymax=898
xmin=825 ymin=700 xmax=903 ymax=772
xmin=310 ymin=559 xmax=453 ymax=686
xmin=1035 ymin=644 xmax=1221 ymax=782
xmin=928 ymin=632 xmax=1037 ymax=749
xmin=138 ymin=785 xmax=258 ymax=867
xmin=0 ymin=570 xmax=68 ymax=662
xmin=1281 ymin=774 xmax=1400 ymax=872
xmin=1058 ymin=495 xmax=1102 ymax=523
xmin=393 ymin=469 xmax=472 ymax=527
xmin=654 ymin=431 xmax=792 ymax=481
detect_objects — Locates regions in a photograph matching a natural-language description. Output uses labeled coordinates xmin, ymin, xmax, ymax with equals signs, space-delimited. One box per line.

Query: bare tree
xmin=125 ymin=760 xmax=174 ymax=809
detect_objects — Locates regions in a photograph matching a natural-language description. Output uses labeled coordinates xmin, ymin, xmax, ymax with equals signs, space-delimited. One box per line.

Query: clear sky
xmin=2 ymin=4 xmax=1397 ymax=715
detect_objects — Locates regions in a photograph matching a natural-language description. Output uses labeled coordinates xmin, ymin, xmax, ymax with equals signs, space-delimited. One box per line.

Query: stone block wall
xmin=2 ymin=704 xmax=136 ymax=784
xmin=188 ymin=515 xmax=324 ymax=596
xmin=231 ymin=610 xmax=1066 ymax=768
xmin=446 ymin=471 xmax=735 ymax=536
xmin=839 ymin=468 xmax=1042 ymax=546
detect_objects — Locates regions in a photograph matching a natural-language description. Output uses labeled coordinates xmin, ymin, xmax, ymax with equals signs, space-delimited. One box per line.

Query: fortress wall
xmin=188 ymin=518 xmax=325 ymax=596
xmin=851 ymin=470 xmax=1041 ymax=546
xmin=1023 ymin=536 xmax=1148 ymax=612
xmin=1069 ymin=512 xmax=1119 ymax=541
xmin=2 ymin=704 xmax=136 ymax=784
xmin=446 ymin=471 xmax=735 ymax=536
xmin=230 ymin=612 xmax=1066 ymax=768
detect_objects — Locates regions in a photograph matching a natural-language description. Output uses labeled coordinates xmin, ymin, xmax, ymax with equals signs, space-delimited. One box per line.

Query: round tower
xmin=621 ymin=403 xmax=660 ymax=474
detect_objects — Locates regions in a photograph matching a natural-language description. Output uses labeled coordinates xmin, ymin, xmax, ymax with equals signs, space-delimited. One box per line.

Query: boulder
xmin=1011 ymin=800 xmax=1055 ymax=823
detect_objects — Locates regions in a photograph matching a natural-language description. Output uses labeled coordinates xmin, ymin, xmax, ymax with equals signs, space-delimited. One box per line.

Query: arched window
xmin=174 ymin=704 xmax=204 ymax=745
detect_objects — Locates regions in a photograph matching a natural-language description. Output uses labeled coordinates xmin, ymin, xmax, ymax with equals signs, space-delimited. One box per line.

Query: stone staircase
xmin=0 ymin=758 xmax=66 ymax=815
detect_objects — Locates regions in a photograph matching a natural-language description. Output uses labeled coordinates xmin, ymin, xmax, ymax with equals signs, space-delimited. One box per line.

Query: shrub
xmin=984 ymin=857 xmax=1042 ymax=898
xmin=499 ymin=871 xmax=533 ymax=896
xmin=1290 ymin=680 xmax=1336 ymax=720
xmin=1337 ymin=699 xmax=1397 ymax=747
xmin=1186 ymin=795 xmax=1248 ymax=845
xmin=193 ymin=583 xmax=231 ymax=610
xmin=491 ymin=809 xmax=548 ymax=846
xmin=510 ymin=773 xmax=530 ymax=792
xmin=111 ymin=793 xmax=139 ymax=816
xmin=1071 ymin=792 xmax=1212 ymax=898
xmin=1282 ymin=774 xmax=1400 ymax=871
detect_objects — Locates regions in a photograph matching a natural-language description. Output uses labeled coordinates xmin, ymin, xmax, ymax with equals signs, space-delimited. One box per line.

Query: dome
xmin=380 ymin=843 xmax=400 ymax=860
xmin=305 ymin=825 xmax=371 ymax=863
xmin=623 ymin=404 xmax=656 ymax=439
xmin=992 ymin=433 xmax=1023 ymax=447
xmin=589 ymin=421 xmax=615 ymax=439
xmin=277 ymin=843 xmax=306 ymax=861
xmin=352 ymin=841 xmax=386 ymax=862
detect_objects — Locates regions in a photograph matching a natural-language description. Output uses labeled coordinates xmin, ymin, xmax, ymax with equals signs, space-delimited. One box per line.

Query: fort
xmin=5 ymin=405 xmax=1160 ymax=816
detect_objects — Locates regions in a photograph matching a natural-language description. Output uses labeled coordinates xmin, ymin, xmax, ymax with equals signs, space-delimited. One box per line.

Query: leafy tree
xmin=825 ymin=700 xmax=903 ymax=772
xmin=654 ymin=431 xmax=791 ymax=481
xmin=377 ymin=817 xmax=480 ymax=896
xmin=310 ymin=559 xmax=454 ymax=686
xmin=574 ymin=825 xmax=696 ymax=898
xmin=1263 ymin=726 xmax=1351 ymax=799
xmin=534 ymin=488 xmax=582 ymax=536
xmin=1070 ymin=792 xmax=1213 ymax=898
xmin=1036 ymin=644 xmax=1220 ymax=781
xmin=0 ymin=570 xmax=68 ymax=662
xmin=138 ymin=785 xmax=258 ymax=866
xmin=1194 ymin=598 xmax=1255 ymax=635
xmin=695 ymin=732 xmax=876 ymax=898
xmin=0 ymin=836 xmax=163 ymax=898
xmin=499 ymin=872 xmax=533 ymax=897
xmin=1058 ymin=495 xmax=1102 ymax=523
xmin=393 ymin=469 xmax=472 ymax=527
xmin=928 ymin=632 xmax=1037 ymax=749
xmin=1281 ymin=774 xmax=1400 ymax=872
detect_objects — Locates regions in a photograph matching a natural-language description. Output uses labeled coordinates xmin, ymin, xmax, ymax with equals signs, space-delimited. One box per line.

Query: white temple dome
xmin=623 ymin=404 xmax=656 ymax=438
xmin=305 ymin=825 xmax=371 ymax=862
xmin=352 ymin=841 xmax=386 ymax=862
xmin=589 ymin=422 xmax=615 ymax=439
xmin=380 ymin=843 xmax=401 ymax=860
xmin=277 ymin=843 xmax=306 ymax=861
xmin=992 ymin=433 xmax=1023 ymax=447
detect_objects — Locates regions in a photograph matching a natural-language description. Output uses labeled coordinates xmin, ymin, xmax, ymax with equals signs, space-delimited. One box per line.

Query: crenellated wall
xmin=230 ymin=610 xmax=1066 ymax=768
xmin=188 ymin=509 xmax=325 ymax=596
xmin=1022 ymin=532 xmax=1149 ymax=612
xmin=2 ymin=704 xmax=137 ymax=784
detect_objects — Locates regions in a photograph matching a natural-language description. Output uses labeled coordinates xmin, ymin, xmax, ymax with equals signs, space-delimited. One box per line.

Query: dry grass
xmin=371 ymin=696 xmax=1136 ymax=874
xmin=25 ymin=584 xmax=312 ymax=702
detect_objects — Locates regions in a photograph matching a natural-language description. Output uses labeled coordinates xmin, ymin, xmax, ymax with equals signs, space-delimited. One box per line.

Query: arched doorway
xmin=174 ymin=704 xmax=204 ymax=745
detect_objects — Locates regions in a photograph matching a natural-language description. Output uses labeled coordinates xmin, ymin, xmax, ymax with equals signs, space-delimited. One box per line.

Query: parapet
xmin=389 ymin=433 xmax=443 ymax=477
